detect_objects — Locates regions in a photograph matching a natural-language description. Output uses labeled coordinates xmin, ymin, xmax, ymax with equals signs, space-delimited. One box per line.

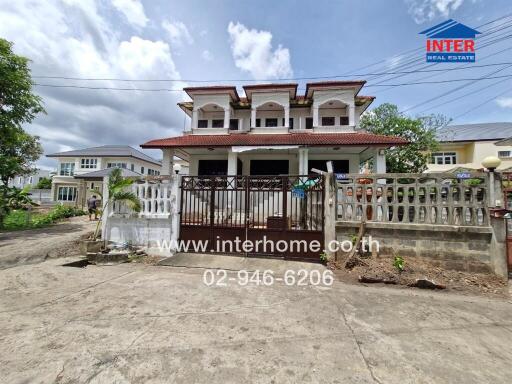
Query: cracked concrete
xmin=0 ymin=257 xmax=511 ymax=383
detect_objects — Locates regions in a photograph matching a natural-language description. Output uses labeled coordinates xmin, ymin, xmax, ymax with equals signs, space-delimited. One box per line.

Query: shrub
xmin=1 ymin=204 xmax=86 ymax=231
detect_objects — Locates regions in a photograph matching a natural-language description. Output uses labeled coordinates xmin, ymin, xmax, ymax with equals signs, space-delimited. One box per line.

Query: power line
xmin=33 ymin=83 xmax=182 ymax=91
xmin=31 ymin=61 xmax=512 ymax=83
xmin=451 ymin=87 xmax=512 ymax=122
xmin=416 ymin=76 xmax=511 ymax=115
xmin=400 ymin=63 xmax=512 ymax=113
xmin=33 ymin=72 xmax=512 ymax=92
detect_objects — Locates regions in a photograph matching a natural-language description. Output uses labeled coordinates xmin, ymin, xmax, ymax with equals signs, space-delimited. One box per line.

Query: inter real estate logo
xmin=420 ymin=19 xmax=481 ymax=63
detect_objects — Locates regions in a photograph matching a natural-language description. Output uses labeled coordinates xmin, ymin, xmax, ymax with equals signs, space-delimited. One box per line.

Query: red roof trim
xmin=243 ymin=83 xmax=298 ymax=100
xmin=306 ymin=80 xmax=366 ymax=98
xmin=141 ymin=133 xmax=408 ymax=149
xmin=183 ymin=86 xmax=240 ymax=101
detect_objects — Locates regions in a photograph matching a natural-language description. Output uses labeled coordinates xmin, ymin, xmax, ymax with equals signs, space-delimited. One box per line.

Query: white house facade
xmin=142 ymin=81 xmax=407 ymax=177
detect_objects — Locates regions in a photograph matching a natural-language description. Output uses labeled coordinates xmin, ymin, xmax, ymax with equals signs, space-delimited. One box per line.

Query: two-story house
xmin=426 ymin=122 xmax=512 ymax=173
xmin=141 ymin=81 xmax=407 ymax=176
xmin=47 ymin=145 xmax=163 ymax=206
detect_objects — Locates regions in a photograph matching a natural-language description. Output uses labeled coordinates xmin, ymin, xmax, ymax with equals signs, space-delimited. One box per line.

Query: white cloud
xmin=227 ymin=21 xmax=293 ymax=80
xmin=496 ymin=97 xmax=512 ymax=108
xmin=0 ymin=0 xmax=184 ymax=169
xmin=162 ymin=20 xmax=193 ymax=47
xmin=111 ymin=0 xmax=148 ymax=28
xmin=201 ymin=49 xmax=213 ymax=61
xmin=405 ymin=0 xmax=465 ymax=24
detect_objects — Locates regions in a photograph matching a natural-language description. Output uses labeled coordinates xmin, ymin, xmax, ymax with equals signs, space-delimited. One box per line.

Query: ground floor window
xmin=308 ymin=160 xmax=349 ymax=174
xmin=57 ymin=186 xmax=77 ymax=201
xmin=250 ymin=160 xmax=289 ymax=175
xmin=198 ymin=160 xmax=228 ymax=176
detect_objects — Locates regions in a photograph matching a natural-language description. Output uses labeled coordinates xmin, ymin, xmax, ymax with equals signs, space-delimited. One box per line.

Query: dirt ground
xmin=0 ymin=216 xmax=95 ymax=269
xmin=329 ymin=254 xmax=509 ymax=298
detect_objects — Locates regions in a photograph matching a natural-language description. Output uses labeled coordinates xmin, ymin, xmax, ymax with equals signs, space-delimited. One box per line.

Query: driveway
xmin=0 ymin=257 xmax=511 ymax=383
xmin=0 ymin=216 xmax=95 ymax=269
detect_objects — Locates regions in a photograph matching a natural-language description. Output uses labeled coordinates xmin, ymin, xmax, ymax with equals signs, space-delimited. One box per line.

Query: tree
xmin=360 ymin=103 xmax=447 ymax=173
xmin=35 ymin=176 xmax=52 ymax=189
xmin=0 ymin=38 xmax=45 ymax=227
xmin=92 ymin=168 xmax=142 ymax=240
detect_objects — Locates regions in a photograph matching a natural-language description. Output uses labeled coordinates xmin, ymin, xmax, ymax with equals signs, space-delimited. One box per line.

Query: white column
xmin=227 ymin=150 xmax=238 ymax=175
xmin=284 ymin=107 xmax=290 ymax=128
xmin=375 ymin=148 xmax=386 ymax=173
xmin=251 ymin=108 xmax=257 ymax=128
xmin=101 ymin=175 xmax=109 ymax=242
xmin=191 ymin=108 xmax=198 ymax=130
xmin=349 ymin=104 xmax=355 ymax=127
xmin=298 ymin=148 xmax=309 ymax=175
xmin=170 ymin=174 xmax=180 ymax=252
xmin=223 ymin=108 xmax=230 ymax=129
xmin=313 ymin=105 xmax=319 ymax=128
xmin=161 ymin=148 xmax=175 ymax=176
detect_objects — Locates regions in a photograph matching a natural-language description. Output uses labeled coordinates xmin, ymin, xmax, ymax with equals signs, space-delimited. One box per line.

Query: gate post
xmin=324 ymin=173 xmax=336 ymax=260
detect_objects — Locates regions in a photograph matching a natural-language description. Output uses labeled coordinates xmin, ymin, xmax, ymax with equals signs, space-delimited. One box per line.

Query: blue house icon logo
xmin=420 ymin=19 xmax=481 ymax=63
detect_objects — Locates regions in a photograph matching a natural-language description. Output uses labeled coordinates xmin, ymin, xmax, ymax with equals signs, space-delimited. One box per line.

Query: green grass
xmin=2 ymin=205 xmax=87 ymax=231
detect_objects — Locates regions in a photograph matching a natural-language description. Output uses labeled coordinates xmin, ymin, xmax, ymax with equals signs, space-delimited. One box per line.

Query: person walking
xmin=87 ymin=195 xmax=99 ymax=221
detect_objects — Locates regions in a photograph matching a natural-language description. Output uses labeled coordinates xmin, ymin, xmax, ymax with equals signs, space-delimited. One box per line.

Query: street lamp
xmin=482 ymin=156 xmax=501 ymax=207
xmin=173 ymin=163 xmax=182 ymax=175
xmin=482 ymin=156 xmax=501 ymax=171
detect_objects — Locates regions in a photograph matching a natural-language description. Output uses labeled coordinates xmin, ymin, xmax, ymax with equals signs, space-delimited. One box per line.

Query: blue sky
xmin=0 ymin=0 xmax=511 ymax=169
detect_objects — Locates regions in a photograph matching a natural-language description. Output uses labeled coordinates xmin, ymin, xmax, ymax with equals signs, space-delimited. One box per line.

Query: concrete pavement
xmin=0 ymin=257 xmax=511 ymax=383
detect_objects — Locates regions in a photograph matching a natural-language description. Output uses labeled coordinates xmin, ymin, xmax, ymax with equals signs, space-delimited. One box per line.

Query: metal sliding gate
xmin=179 ymin=175 xmax=324 ymax=261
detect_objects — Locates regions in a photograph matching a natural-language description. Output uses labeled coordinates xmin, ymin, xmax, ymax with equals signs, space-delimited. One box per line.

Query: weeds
xmin=393 ymin=255 xmax=405 ymax=273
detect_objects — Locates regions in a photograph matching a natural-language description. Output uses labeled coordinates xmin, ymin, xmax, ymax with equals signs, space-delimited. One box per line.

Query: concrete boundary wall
xmin=105 ymin=217 xmax=172 ymax=255
xmin=335 ymin=219 xmax=508 ymax=277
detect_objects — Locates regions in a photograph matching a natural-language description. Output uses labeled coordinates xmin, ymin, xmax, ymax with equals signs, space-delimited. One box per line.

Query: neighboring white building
xmin=46 ymin=145 xmax=164 ymax=206
xmin=141 ymin=81 xmax=406 ymax=176
xmin=8 ymin=169 xmax=51 ymax=189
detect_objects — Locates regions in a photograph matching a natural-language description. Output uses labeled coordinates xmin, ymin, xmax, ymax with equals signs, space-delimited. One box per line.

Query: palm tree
xmin=92 ymin=168 xmax=141 ymax=240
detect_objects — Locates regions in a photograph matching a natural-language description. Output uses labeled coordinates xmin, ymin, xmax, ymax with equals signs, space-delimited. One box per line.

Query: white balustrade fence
xmin=336 ymin=173 xmax=490 ymax=227
xmin=111 ymin=177 xmax=178 ymax=218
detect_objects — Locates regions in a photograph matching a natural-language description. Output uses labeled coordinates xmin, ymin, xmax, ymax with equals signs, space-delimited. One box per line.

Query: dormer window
xmin=321 ymin=117 xmax=335 ymax=126
xmin=229 ymin=119 xmax=239 ymax=130
xmin=265 ymin=118 xmax=278 ymax=127
xmin=212 ymin=119 xmax=224 ymax=128
xmin=340 ymin=116 xmax=349 ymax=125
xmin=197 ymin=120 xmax=208 ymax=128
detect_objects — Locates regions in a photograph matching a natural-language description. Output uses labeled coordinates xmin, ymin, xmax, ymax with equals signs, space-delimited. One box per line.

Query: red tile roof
xmin=141 ymin=133 xmax=408 ymax=148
